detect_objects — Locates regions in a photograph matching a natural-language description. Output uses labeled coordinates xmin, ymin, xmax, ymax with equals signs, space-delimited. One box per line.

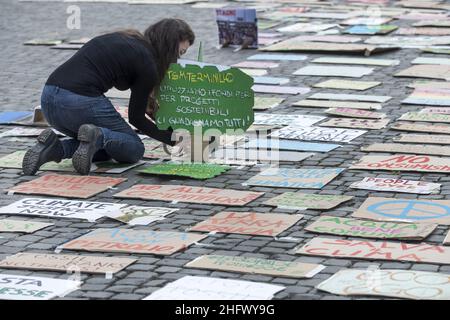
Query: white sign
xmin=253 ymin=113 xmax=325 ymax=127
xmin=293 ymin=65 xmax=374 ymax=78
xmin=270 ymin=126 xmax=366 ymax=143
xmin=143 ymin=276 xmax=285 ymax=300
xmin=350 ymin=177 xmax=441 ymax=194
xmin=108 ymin=205 xmax=179 ymax=226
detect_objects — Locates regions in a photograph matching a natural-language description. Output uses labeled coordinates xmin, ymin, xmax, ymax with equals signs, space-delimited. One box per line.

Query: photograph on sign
xmin=352 ymin=197 xmax=450 ymax=225
xmin=244 ymin=138 xmax=341 ymax=152
xmin=0 ymin=219 xmax=53 ymax=233
xmin=313 ymin=80 xmax=381 ymax=91
xmin=186 ymin=255 xmax=325 ymax=278
xmin=190 ymin=211 xmax=303 ymax=236
xmin=7 ymin=174 xmax=126 ymax=199
xmin=106 ymin=205 xmax=179 ymax=226
xmin=325 ymin=108 xmax=386 ymax=119
xmin=350 ymin=154 xmax=450 ymax=174
xmin=350 ymin=177 xmax=440 ymax=194
xmin=216 ymin=8 xmax=257 ymax=49
xmin=296 ymin=237 xmax=450 ymax=264
xmin=264 ymin=192 xmax=352 ymax=210
xmin=361 ymin=143 xmax=450 ymax=157
xmin=0 ymin=273 xmax=81 ymax=300
xmin=0 ymin=198 xmax=125 ymax=222
xmin=316 ymin=269 xmax=450 ymax=300
xmin=293 ymin=99 xmax=382 ymax=110
xmin=61 ymin=228 xmax=207 ymax=255
xmin=393 ymin=134 xmax=450 ymax=145
xmin=392 ymin=122 xmax=450 ymax=134
xmin=0 ymin=253 xmax=136 ymax=274
xmin=144 ymin=276 xmax=285 ymax=300
xmin=309 ymin=93 xmax=391 ymax=103
xmin=320 ymin=118 xmax=389 ymax=130
xmin=244 ymin=168 xmax=344 ymax=189
xmin=113 ymin=184 xmax=263 ymax=206
xmin=270 ymin=125 xmax=366 ymax=143
xmin=293 ymin=65 xmax=373 ymax=78
xmin=305 ymin=215 xmax=436 ymax=240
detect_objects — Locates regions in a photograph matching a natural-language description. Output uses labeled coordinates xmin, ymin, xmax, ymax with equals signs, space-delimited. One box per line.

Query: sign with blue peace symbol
xmin=367 ymin=200 xmax=450 ymax=221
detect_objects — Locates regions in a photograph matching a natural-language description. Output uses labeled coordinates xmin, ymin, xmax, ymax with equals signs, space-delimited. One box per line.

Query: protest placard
xmin=309 ymin=93 xmax=391 ymax=103
xmin=244 ymin=168 xmax=344 ymax=189
xmin=343 ymin=25 xmax=398 ymax=35
xmin=277 ymin=23 xmax=337 ymax=33
xmin=106 ymin=205 xmax=178 ymax=226
xmin=350 ymin=154 xmax=450 ymax=174
xmin=113 ymin=184 xmax=263 ymax=206
xmin=253 ymin=97 xmax=285 ymax=110
xmin=0 ymin=198 xmax=125 ymax=222
xmin=0 ymin=219 xmax=53 ymax=233
xmin=244 ymin=138 xmax=341 ymax=152
xmin=186 ymin=255 xmax=325 ymax=278
xmin=316 ymin=269 xmax=450 ymax=300
xmin=445 ymin=231 xmax=450 ymax=245
xmin=312 ymin=57 xmax=399 ymax=66
xmin=325 ymin=108 xmax=386 ymax=119
xmin=252 ymin=85 xmax=310 ymax=95
xmin=211 ymin=147 xmax=313 ymax=162
xmin=232 ymin=61 xmax=279 ymax=69
xmin=293 ymin=99 xmax=382 ymax=110
xmin=393 ymin=134 xmax=450 ymax=145
xmin=399 ymin=112 xmax=450 ymax=123
xmin=367 ymin=36 xmax=450 ymax=48
xmin=293 ymin=65 xmax=374 ymax=78
xmin=190 ymin=211 xmax=302 ymax=236
xmin=361 ymin=143 xmax=450 ymax=156
xmin=144 ymin=276 xmax=285 ymax=300
xmin=341 ymin=17 xmax=393 ymax=25
xmin=0 ymin=127 xmax=62 ymax=138
xmin=392 ymin=122 xmax=450 ymax=134
xmin=305 ymin=216 xmax=436 ymax=240
xmin=253 ymin=113 xmax=325 ymax=127
xmin=296 ymin=237 xmax=450 ymax=264
xmin=350 ymin=177 xmax=440 ymax=194
xmin=61 ymin=228 xmax=207 ymax=255
xmin=7 ymin=174 xmax=126 ymax=199
xmin=412 ymin=57 xmax=450 ymax=65
xmin=264 ymin=193 xmax=352 ymax=210
xmin=420 ymin=107 xmax=450 ymax=114
xmin=138 ymin=163 xmax=230 ymax=180
xmin=320 ymin=118 xmax=389 ymax=130
xmin=353 ymin=197 xmax=450 ymax=225
xmin=0 ymin=253 xmax=136 ymax=274
xmin=216 ymin=8 xmax=257 ymax=49
xmin=0 ymin=273 xmax=81 ymax=300
xmin=270 ymin=126 xmax=366 ymax=143
xmin=395 ymin=65 xmax=450 ymax=81
xmin=313 ymin=80 xmax=381 ymax=91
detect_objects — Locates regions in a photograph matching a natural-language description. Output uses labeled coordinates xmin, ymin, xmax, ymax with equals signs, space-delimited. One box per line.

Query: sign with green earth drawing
xmin=155 ymin=62 xmax=255 ymax=134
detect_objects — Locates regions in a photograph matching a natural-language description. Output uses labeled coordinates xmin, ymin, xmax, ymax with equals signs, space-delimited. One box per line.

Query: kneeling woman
xmin=23 ymin=18 xmax=195 ymax=175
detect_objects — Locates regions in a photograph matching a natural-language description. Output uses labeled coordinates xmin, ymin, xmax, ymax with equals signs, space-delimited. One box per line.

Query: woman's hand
xmin=146 ymin=96 xmax=159 ymax=121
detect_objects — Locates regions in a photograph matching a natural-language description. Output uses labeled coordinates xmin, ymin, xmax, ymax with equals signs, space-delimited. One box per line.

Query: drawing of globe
xmin=367 ymin=200 xmax=450 ymax=221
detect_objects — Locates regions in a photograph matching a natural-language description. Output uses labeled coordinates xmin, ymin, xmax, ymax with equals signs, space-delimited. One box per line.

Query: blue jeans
xmin=41 ymin=85 xmax=144 ymax=163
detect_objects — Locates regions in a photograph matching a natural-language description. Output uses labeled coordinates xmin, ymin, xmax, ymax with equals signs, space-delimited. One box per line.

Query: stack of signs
xmin=189 ymin=211 xmax=303 ymax=236
xmin=264 ymin=193 xmax=353 ymax=210
xmin=185 ymin=255 xmax=325 ymax=279
xmin=108 ymin=206 xmax=179 ymax=226
xmin=0 ymin=198 xmax=126 ymax=222
xmin=113 ymin=184 xmax=263 ymax=206
xmin=138 ymin=163 xmax=231 ymax=180
xmin=270 ymin=126 xmax=367 ymax=143
xmin=352 ymin=197 xmax=450 ymax=225
xmin=244 ymin=168 xmax=344 ymax=189
xmin=216 ymin=8 xmax=257 ymax=49
xmin=316 ymin=269 xmax=450 ymax=300
xmin=350 ymin=154 xmax=450 ymax=174
xmin=0 ymin=273 xmax=81 ymax=300
xmin=296 ymin=237 xmax=450 ymax=264
xmin=350 ymin=177 xmax=441 ymax=194
xmin=144 ymin=276 xmax=285 ymax=300
xmin=61 ymin=228 xmax=207 ymax=255
xmin=0 ymin=219 xmax=53 ymax=233
xmin=305 ymin=216 xmax=436 ymax=240
xmin=7 ymin=174 xmax=126 ymax=199
xmin=0 ymin=253 xmax=136 ymax=275
xmin=319 ymin=118 xmax=390 ymax=130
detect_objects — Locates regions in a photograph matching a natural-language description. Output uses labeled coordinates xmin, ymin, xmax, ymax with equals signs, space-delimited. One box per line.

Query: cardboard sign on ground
xmin=271 ymin=125 xmax=366 ymax=143
xmin=420 ymin=107 xmax=450 ymax=115
xmin=325 ymin=108 xmax=386 ymax=119
xmin=253 ymin=76 xmax=290 ymax=85
xmin=361 ymin=143 xmax=450 ymax=157
xmin=402 ymin=86 xmax=450 ymax=107
xmin=190 ymin=211 xmax=302 ymax=236
xmin=113 ymin=184 xmax=263 ymax=206
xmin=108 ymin=205 xmax=179 ymax=226
xmin=399 ymin=112 xmax=450 ymax=123
xmin=343 ymin=25 xmax=398 ymax=35
xmin=313 ymin=80 xmax=381 ymax=91
xmin=0 ymin=198 xmax=125 ymax=222
xmin=244 ymin=168 xmax=344 ymax=189
xmin=247 ymin=53 xmax=308 ymax=61
xmin=412 ymin=57 xmax=450 ymax=66
xmin=316 ymin=269 xmax=450 ymax=300
xmin=350 ymin=154 xmax=450 ymax=174
xmin=264 ymin=192 xmax=353 ymax=210
xmin=254 ymin=113 xmax=325 ymax=127
xmin=366 ymin=36 xmax=450 ymax=48
xmin=252 ymin=85 xmax=310 ymax=95
xmin=240 ymin=68 xmax=268 ymax=76
xmin=293 ymin=65 xmax=373 ymax=78
xmin=232 ymin=61 xmax=279 ymax=69
xmin=144 ymin=276 xmax=285 ymax=300
xmin=350 ymin=177 xmax=441 ymax=195
xmin=320 ymin=118 xmax=389 ymax=130
xmin=0 ymin=253 xmax=136 ymax=274
xmin=444 ymin=231 xmax=450 ymax=245
xmin=186 ymin=255 xmax=325 ymax=278
xmin=297 ymin=237 xmax=450 ymax=264
xmin=391 ymin=122 xmax=450 ymax=134
xmin=312 ymin=57 xmax=399 ymax=66
xmin=395 ymin=65 xmax=450 ymax=81
xmin=393 ymin=134 xmax=450 ymax=145
xmin=211 ymin=148 xmax=314 ymax=163
xmin=0 ymin=219 xmax=53 ymax=233
xmin=293 ymin=99 xmax=382 ymax=110
xmin=309 ymin=93 xmax=391 ymax=103
xmin=0 ymin=127 xmax=62 ymax=138
xmin=138 ymin=163 xmax=230 ymax=180
xmin=253 ymin=97 xmax=285 ymax=110
xmin=277 ymin=23 xmax=337 ymax=33
xmin=0 ymin=273 xmax=81 ymax=300
xmin=353 ymin=197 xmax=450 ymax=225
xmin=61 ymin=228 xmax=206 ymax=255
xmin=397 ymin=27 xmax=450 ymax=36
xmin=244 ymin=138 xmax=341 ymax=152
xmin=341 ymin=17 xmax=392 ymax=25
xmin=305 ymin=216 xmax=437 ymax=240
xmin=7 ymin=174 xmax=125 ymax=199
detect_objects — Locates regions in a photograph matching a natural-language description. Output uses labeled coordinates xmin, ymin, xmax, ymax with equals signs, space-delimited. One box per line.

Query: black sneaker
xmin=72 ymin=124 xmax=103 ymax=175
xmin=22 ymin=129 xmax=63 ymax=175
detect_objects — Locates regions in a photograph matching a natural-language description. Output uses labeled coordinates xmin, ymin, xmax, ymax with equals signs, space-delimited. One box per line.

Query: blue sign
xmin=367 ymin=200 xmax=450 ymax=221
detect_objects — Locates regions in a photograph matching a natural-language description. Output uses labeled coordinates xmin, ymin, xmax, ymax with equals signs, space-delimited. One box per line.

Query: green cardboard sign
xmin=156 ymin=63 xmax=254 ymax=134
xmin=138 ymin=162 xmax=230 ymax=180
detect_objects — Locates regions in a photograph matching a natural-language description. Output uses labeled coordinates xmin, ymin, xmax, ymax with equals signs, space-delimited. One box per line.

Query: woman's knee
xmin=126 ymin=139 xmax=145 ymax=163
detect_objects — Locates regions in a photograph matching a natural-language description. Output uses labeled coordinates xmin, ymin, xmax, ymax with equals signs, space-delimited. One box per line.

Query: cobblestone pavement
xmin=1 ymin=0 xmax=450 ymax=301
